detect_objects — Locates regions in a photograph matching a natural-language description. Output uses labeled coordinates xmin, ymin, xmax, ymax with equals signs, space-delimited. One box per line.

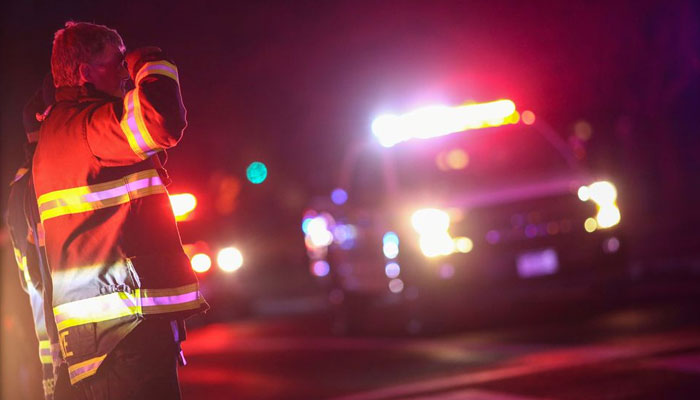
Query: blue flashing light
xmin=331 ymin=188 xmax=348 ymax=205
xmin=246 ymin=162 xmax=268 ymax=184
xmin=301 ymin=217 xmax=313 ymax=234
xmin=383 ymin=232 xmax=399 ymax=246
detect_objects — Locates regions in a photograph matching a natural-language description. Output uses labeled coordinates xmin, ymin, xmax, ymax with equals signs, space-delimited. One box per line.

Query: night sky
xmin=2 ymin=0 xmax=699 ymax=261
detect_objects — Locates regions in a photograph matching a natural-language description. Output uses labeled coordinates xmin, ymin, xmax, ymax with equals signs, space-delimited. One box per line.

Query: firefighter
xmin=32 ymin=21 xmax=208 ymax=399
xmin=6 ymin=74 xmax=77 ymax=400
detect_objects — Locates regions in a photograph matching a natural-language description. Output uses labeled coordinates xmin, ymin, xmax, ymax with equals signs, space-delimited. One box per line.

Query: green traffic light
xmin=246 ymin=161 xmax=268 ymax=184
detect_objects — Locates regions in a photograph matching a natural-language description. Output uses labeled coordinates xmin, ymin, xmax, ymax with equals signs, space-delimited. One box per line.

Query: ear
xmin=78 ymin=63 xmax=92 ymax=85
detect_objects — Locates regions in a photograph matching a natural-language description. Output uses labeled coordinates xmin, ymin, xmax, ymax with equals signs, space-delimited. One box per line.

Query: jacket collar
xmin=55 ymin=84 xmax=118 ymax=102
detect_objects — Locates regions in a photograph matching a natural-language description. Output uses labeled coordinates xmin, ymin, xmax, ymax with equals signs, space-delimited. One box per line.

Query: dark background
xmin=2 ymin=1 xmax=700 ymax=398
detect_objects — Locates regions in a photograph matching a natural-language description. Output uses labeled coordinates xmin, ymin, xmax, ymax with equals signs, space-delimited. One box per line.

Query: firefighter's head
xmin=51 ymin=21 xmax=129 ymax=98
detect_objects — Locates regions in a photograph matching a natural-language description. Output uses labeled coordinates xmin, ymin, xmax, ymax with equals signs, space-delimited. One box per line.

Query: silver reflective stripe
xmin=54 ymin=284 xmax=204 ymax=331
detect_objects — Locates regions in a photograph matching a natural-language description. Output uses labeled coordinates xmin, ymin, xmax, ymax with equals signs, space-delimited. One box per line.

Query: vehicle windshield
xmin=346 ymin=123 xmax=580 ymax=209
xmin=390 ymin=124 xmax=576 ymax=199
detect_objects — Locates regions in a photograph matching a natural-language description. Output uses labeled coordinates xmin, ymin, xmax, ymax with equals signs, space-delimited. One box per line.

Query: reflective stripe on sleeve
xmin=53 ymin=283 xmax=204 ymax=331
xmin=120 ymin=89 xmax=160 ymax=159
xmin=135 ymin=60 xmax=179 ymax=85
xmin=120 ymin=61 xmax=180 ymax=159
xmin=36 ymin=169 xmax=166 ymax=222
xmin=68 ymin=354 xmax=107 ymax=384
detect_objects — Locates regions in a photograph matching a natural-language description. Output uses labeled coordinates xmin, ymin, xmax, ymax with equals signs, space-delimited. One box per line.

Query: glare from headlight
xmin=411 ymin=208 xmax=450 ymax=234
xmin=596 ymin=205 xmax=621 ymax=229
xmin=588 ymin=181 xmax=617 ymax=204
xmin=579 ymin=181 xmax=621 ymax=231
xmin=217 ymin=247 xmax=243 ymax=272
xmin=419 ymin=232 xmax=455 ymax=258
xmin=191 ymin=253 xmax=211 ymax=273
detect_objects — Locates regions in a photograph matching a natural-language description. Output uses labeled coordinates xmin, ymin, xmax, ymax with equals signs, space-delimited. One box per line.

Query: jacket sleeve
xmin=86 ymin=53 xmax=187 ymax=165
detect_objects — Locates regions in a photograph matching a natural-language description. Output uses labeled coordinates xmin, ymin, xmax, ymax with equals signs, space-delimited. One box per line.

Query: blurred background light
xmin=579 ymin=181 xmax=621 ymax=230
xmin=383 ymin=242 xmax=399 ymax=259
xmin=445 ymin=149 xmax=469 ymax=170
xmin=217 ymin=247 xmax=243 ymax=272
xmin=596 ymin=205 xmax=621 ymax=228
xmin=169 ymin=193 xmax=197 ymax=221
xmin=388 ymin=278 xmax=404 ymax=293
xmin=439 ymin=263 xmax=455 ymax=279
xmin=521 ymin=110 xmax=536 ymax=125
xmin=382 ymin=231 xmax=400 ymax=258
xmin=385 ymin=262 xmax=400 ymax=278
xmin=191 ymin=253 xmax=211 ymax=273
xmin=584 ymin=217 xmax=598 ymax=233
xmin=453 ymin=236 xmax=473 ymax=253
xmin=411 ymin=208 xmax=450 ymax=234
xmin=331 ymin=188 xmax=348 ymax=205
xmin=603 ymin=237 xmax=621 ymax=253
xmin=588 ymin=181 xmax=617 ymax=204
xmin=419 ymin=232 xmax=455 ymax=258
xmin=246 ymin=161 xmax=268 ymax=184
xmin=307 ymin=216 xmax=334 ymax=247
xmin=311 ymin=260 xmax=330 ymax=277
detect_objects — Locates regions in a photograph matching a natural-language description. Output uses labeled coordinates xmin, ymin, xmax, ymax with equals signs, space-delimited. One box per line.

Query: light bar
xmin=372 ymin=99 xmax=519 ymax=147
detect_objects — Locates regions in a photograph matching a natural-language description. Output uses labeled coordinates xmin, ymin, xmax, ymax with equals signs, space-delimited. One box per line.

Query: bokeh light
xmin=169 ymin=193 xmax=197 ymax=221
xmin=439 ymin=263 xmax=455 ymax=279
xmin=191 ymin=253 xmax=211 ymax=273
xmin=577 ymin=186 xmax=591 ymax=201
xmin=445 ymin=149 xmax=469 ymax=170
xmin=246 ymin=161 xmax=268 ymax=184
xmin=331 ymin=188 xmax=348 ymax=205
xmin=388 ymin=278 xmax=404 ymax=293
xmin=217 ymin=247 xmax=243 ymax=272
xmin=584 ymin=217 xmax=598 ymax=233
xmin=453 ymin=237 xmax=473 ymax=253
xmin=385 ymin=262 xmax=400 ymax=278
xmin=411 ymin=208 xmax=450 ymax=234
xmin=588 ymin=181 xmax=617 ymax=204
xmin=521 ymin=110 xmax=536 ymax=125
xmin=382 ymin=232 xmax=400 ymax=259
xmin=574 ymin=120 xmax=593 ymax=141
xmin=419 ymin=232 xmax=455 ymax=258
xmin=307 ymin=216 xmax=334 ymax=247
xmin=596 ymin=205 xmax=621 ymax=228
xmin=311 ymin=260 xmax=330 ymax=277
xmin=603 ymin=237 xmax=621 ymax=253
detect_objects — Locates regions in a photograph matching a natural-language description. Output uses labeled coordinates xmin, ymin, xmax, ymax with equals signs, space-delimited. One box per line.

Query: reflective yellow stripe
xmin=54 ymin=291 xmax=142 ymax=331
xmin=36 ymin=170 xmax=166 ymax=222
xmin=120 ymin=61 xmax=180 ymax=158
xmin=135 ymin=60 xmax=179 ymax=85
xmin=54 ymin=284 xmax=204 ymax=331
xmin=119 ymin=90 xmax=151 ymax=159
xmin=68 ymin=354 xmax=107 ymax=384
xmin=39 ymin=340 xmax=52 ymax=365
xmin=132 ymin=88 xmax=160 ymax=152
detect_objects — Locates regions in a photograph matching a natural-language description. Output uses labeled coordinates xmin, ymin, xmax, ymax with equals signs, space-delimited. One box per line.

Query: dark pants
xmin=76 ymin=320 xmax=183 ymax=400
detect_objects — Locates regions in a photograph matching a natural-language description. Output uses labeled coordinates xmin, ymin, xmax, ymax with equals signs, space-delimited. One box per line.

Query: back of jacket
xmin=32 ymin=54 xmax=208 ymax=385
